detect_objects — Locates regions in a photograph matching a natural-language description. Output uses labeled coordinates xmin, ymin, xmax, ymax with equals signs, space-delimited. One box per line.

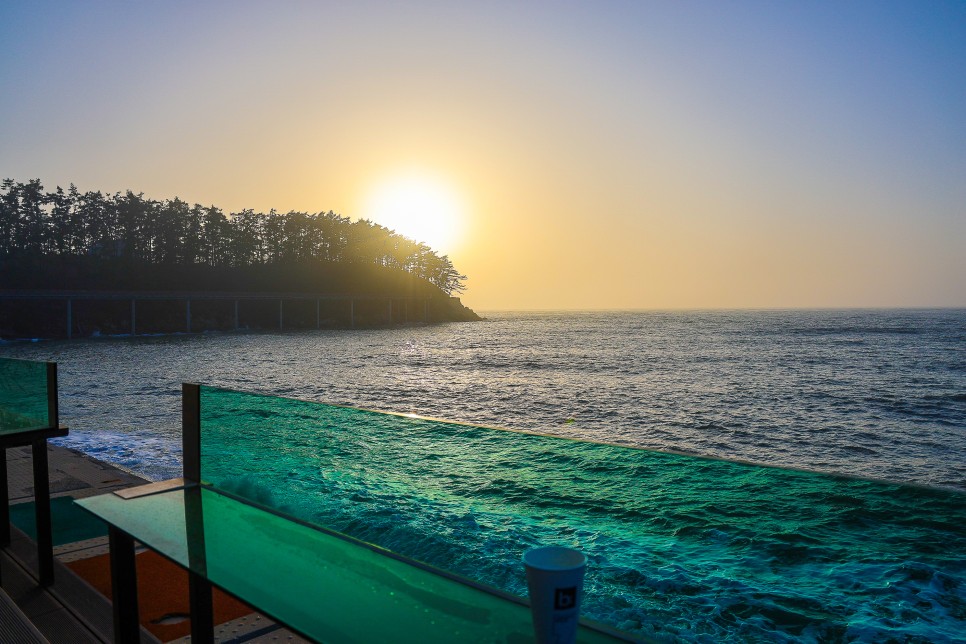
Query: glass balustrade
xmin=0 ymin=357 xmax=51 ymax=433
xmin=198 ymin=385 xmax=966 ymax=642
xmin=79 ymin=485 xmax=623 ymax=643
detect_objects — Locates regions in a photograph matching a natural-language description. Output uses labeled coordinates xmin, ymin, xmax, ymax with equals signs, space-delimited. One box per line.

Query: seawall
xmin=0 ymin=290 xmax=480 ymax=339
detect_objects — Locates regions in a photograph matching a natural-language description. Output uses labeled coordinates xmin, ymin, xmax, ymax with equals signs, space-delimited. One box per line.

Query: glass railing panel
xmin=198 ymin=385 xmax=966 ymax=642
xmin=77 ymin=487 xmax=620 ymax=643
xmin=0 ymin=357 xmax=50 ymax=433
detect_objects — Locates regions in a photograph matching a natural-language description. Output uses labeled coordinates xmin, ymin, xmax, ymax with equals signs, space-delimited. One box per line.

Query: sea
xmin=2 ymin=308 xmax=965 ymax=641
xmin=3 ymin=308 xmax=963 ymax=490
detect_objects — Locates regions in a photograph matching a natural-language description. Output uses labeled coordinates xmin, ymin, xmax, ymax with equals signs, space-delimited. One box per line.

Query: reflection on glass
xmin=77 ymin=487 xmax=620 ymax=643
xmin=0 ymin=358 xmax=49 ymax=433
xmin=199 ymin=386 xmax=966 ymax=642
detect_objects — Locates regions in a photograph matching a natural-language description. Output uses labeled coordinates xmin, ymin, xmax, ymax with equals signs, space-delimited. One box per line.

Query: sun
xmin=362 ymin=171 xmax=466 ymax=253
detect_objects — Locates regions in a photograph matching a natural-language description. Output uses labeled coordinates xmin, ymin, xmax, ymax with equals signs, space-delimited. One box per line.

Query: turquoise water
xmin=10 ymin=497 xmax=108 ymax=545
xmin=0 ymin=357 xmax=50 ymax=431
xmin=200 ymin=387 xmax=966 ymax=643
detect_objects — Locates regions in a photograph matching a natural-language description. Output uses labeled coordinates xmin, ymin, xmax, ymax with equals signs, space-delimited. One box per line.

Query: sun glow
xmin=362 ymin=171 xmax=466 ymax=253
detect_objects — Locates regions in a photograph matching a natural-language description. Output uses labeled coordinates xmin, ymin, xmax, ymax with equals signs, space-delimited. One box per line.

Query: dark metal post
xmin=189 ymin=570 xmax=214 ymax=644
xmin=185 ymin=486 xmax=213 ymax=643
xmin=0 ymin=454 xmax=3 ymax=585
xmin=183 ymin=380 xmax=213 ymax=644
xmin=27 ymin=361 xmax=61 ymax=585
xmin=184 ymin=481 xmax=213 ymax=642
xmin=47 ymin=362 xmax=59 ymax=427
xmin=32 ymin=439 xmax=54 ymax=585
xmin=182 ymin=383 xmax=201 ymax=483
xmin=108 ymin=526 xmax=140 ymax=644
xmin=0 ymin=452 xmax=9 ymax=547
xmin=181 ymin=385 xmax=213 ymax=640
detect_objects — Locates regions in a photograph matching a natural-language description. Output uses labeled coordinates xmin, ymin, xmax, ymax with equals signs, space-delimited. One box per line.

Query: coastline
xmin=0 ymin=290 xmax=480 ymax=340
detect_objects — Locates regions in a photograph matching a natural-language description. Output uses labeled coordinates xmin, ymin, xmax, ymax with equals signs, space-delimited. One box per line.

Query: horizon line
xmin=474 ymin=305 xmax=966 ymax=313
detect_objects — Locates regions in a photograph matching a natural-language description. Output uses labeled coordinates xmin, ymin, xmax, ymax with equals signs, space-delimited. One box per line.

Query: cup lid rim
xmin=523 ymin=546 xmax=587 ymax=570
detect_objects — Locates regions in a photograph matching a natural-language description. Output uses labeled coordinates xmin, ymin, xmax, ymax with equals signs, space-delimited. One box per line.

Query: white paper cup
xmin=523 ymin=546 xmax=586 ymax=644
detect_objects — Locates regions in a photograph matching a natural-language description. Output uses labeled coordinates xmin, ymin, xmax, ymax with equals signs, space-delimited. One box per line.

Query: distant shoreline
xmin=0 ymin=289 xmax=480 ymax=340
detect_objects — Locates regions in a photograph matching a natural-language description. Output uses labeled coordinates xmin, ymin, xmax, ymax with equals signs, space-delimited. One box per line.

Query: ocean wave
xmin=6 ymin=308 xmax=966 ymax=640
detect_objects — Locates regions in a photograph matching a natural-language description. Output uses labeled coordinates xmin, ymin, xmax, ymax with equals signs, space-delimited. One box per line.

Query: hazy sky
xmin=2 ymin=1 xmax=964 ymax=310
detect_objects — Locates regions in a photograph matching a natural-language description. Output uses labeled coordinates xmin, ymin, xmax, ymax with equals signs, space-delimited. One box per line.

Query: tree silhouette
xmin=0 ymin=179 xmax=467 ymax=294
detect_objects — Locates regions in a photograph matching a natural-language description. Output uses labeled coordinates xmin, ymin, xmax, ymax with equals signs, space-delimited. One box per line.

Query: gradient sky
xmin=2 ymin=1 xmax=964 ymax=310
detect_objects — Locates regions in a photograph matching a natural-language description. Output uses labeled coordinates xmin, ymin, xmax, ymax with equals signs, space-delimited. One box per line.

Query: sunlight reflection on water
xmin=1 ymin=309 xmax=963 ymax=490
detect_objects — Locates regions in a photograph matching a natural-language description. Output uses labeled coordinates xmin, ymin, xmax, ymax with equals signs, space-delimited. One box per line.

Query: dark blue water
xmin=1 ymin=309 xmax=961 ymax=491
xmin=3 ymin=308 xmax=965 ymax=641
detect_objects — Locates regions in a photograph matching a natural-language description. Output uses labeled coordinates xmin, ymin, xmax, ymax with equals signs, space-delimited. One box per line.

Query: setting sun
xmin=361 ymin=171 xmax=466 ymax=253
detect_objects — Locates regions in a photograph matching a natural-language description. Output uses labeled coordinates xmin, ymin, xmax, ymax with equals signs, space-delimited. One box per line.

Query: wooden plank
xmin=113 ymin=478 xmax=189 ymax=500
xmin=0 ymin=586 xmax=49 ymax=643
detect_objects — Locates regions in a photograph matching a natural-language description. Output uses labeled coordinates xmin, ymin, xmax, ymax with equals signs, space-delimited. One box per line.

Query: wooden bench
xmin=77 ymin=384 xmax=630 ymax=643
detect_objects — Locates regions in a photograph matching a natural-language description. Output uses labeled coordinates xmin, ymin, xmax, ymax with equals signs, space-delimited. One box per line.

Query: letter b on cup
xmin=555 ymin=586 xmax=577 ymax=610
xmin=524 ymin=547 xmax=586 ymax=644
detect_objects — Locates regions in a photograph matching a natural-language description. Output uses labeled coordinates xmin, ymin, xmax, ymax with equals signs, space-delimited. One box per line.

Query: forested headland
xmin=0 ymin=179 xmax=479 ymax=337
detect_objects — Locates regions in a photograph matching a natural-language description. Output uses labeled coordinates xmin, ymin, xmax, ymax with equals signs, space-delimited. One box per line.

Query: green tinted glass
xmin=77 ymin=487 xmax=621 ymax=643
xmin=198 ymin=386 xmax=966 ymax=642
xmin=0 ymin=358 xmax=50 ymax=433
